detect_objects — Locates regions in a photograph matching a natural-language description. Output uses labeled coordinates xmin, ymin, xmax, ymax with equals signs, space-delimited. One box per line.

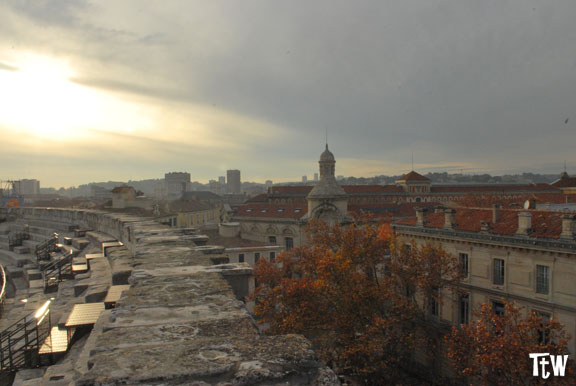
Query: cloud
xmin=0 ymin=62 xmax=18 ymax=72
xmin=2 ymin=1 xmax=576 ymax=187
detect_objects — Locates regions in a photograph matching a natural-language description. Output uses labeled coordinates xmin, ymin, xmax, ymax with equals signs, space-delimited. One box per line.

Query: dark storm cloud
xmin=2 ymin=0 xmax=576 ymax=186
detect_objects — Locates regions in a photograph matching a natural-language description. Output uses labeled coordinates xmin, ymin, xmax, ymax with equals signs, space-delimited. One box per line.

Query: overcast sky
xmin=1 ymin=1 xmax=575 ymax=188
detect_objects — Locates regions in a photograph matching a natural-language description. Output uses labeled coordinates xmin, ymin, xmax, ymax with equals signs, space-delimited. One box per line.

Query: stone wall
xmin=7 ymin=207 xmax=339 ymax=385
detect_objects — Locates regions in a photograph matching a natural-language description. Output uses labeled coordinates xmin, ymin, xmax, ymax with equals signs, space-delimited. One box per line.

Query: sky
xmin=1 ymin=1 xmax=576 ymax=188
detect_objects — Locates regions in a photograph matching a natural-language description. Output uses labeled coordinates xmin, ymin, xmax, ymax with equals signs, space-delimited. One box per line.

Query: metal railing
xmin=35 ymin=233 xmax=59 ymax=262
xmin=0 ymin=265 xmax=6 ymax=318
xmin=0 ymin=300 xmax=51 ymax=372
xmin=42 ymin=254 xmax=73 ymax=293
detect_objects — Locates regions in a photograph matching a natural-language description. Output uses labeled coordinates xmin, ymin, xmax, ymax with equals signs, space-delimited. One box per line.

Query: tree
xmin=445 ymin=301 xmax=574 ymax=385
xmin=253 ymin=218 xmax=463 ymax=382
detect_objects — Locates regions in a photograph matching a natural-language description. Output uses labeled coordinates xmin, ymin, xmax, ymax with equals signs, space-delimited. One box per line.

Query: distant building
xmin=233 ymin=144 xmax=569 ymax=248
xmin=265 ymin=180 xmax=273 ymax=189
xmin=314 ymin=173 xmax=318 ymax=182
xmin=111 ymin=186 xmax=153 ymax=209
xmin=227 ymin=170 xmax=241 ymax=194
xmin=158 ymin=195 xmax=226 ymax=228
xmin=302 ymin=175 xmax=308 ymax=183
xmin=218 ymin=176 xmax=226 ymax=185
xmin=13 ymin=179 xmax=40 ymax=195
xmin=551 ymin=171 xmax=576 ymax=195
xmin=165 ymin=172 xmax=190 ymax=199
xmin=182 ymin=191 xmax=223 ymax=205
xmin=90 ymin=185 xmax=112 ymax=200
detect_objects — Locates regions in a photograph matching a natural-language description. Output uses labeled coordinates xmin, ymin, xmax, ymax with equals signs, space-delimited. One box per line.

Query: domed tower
xmin=307 ymin=144 xmax=348 ymax=223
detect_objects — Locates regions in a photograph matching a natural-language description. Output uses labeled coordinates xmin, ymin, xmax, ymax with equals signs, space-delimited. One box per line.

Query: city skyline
xmin=1 ymin=1 xmax=576 ymax=187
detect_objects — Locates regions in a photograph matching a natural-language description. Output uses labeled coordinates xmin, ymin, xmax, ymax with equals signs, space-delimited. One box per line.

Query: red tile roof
xmin=343 ymin=185 xmax=404 ymax=193
xmin=268 ymin=186 xmax=312 ymax=195
xmin=431 ymin=184 xmax=557 ymax=193
xmin=349 ymin=202 xmax=440 ymax=219
xmin=236 ymin=203 xmax=306 ymax=219
xmin=552 ymin=175 xmax=576 ymax=188
xmin=396 ymin=207 xmax=571 ymax=239
xmin=397 ymin=171 xmax=430 ymax=182
xmin=267 ymin=185 xmax=405 ymax=196
xmin=246 ymin=194 xmax=269 ymax=203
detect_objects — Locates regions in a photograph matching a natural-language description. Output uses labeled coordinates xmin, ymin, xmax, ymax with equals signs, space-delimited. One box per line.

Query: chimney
xmin=415 ymin=207 xmax=428 ymax=227
xmin=492 ymin=204 xmax=500 ymax=223
xmin=560 ymin=214 xmax=576 ymax=240
xmin=480 ymin=221 xmax=492 ymax=233
xmin=444 ymin=209 xmax=456 ymax=229
xmin=516 ymin=211 xmax=532 ymax=235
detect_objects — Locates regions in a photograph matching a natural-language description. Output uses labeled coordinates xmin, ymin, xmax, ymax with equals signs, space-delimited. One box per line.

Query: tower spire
xmin=325 ymin=128 xmax=328 ymax=150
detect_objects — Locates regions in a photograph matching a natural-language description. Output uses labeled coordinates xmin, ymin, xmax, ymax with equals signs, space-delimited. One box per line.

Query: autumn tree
xmin=446 ymin=301 xmax=574 ymax=385
xmin=253 ymin=218 xmax=463 ymax=382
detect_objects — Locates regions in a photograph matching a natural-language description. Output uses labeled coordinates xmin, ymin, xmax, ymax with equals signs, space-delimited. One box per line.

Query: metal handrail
xmin=42 ymin=253 xmax=73 ymax=291
xmin=0 ymin=300 xmax=51 ymax=372
xmin=35 ymin=233 xmax=59 ymax=262
xmin=0 ymin=264 xmax=6 ymax=316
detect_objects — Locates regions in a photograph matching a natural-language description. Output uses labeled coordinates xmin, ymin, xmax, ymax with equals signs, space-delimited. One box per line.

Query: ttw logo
xmin=529 ymin=353 xmax=569 ymax=379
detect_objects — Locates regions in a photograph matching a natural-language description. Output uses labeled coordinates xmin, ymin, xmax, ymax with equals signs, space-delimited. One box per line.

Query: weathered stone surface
xmin=78 ymin=335 xmax=330 ymax=385
xmin=5 ymin=208 xmax=339 ymax=386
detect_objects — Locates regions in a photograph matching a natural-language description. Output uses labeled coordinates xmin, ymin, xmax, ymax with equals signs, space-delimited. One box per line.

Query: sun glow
xmin=0 ymin=53 xmax=152 ymax=140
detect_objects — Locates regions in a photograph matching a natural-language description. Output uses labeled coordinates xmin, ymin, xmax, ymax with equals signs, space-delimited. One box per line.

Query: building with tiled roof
xmin=397 ymin=170 xmax=431 ymax=182
xmin=392 ymin=206 xmax=576 ymax=355
xmin=551 ymin=171 xmax=576 ymax=195
xmin=234 ymin=145 xmax=570 ymax=251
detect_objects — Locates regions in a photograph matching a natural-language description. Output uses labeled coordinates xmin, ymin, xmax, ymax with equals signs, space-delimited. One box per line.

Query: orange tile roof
xmin=397 ymin=207 xmax=572 ymax=239
xmin=349 ymin=202 xmax=440 ymax=219
xmin=343 ymin=185 xmax=404 ymax=193
xmin=397 ymin=171 xmax=430 ymax=182
xmin=431 ymin=184 xmax=558 ymax=193
xmin=552 ymin=176 xmax=576 ymax=188
xmin=268 ymin=186 xmax=312 ymax=195
xmin=236 ymin=203 xmax=306 ymax=219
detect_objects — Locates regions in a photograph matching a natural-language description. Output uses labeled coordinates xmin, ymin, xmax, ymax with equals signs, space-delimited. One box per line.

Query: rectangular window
xmin=459 ymin=253 xmax=469 ymax=277
xmin=536 ymin=265 xmax=550 ymax=295
xmin=429 ymin=288 xmax=439 ymax=318
xmin=238 ymin=253 xmax=244 ymax=263
xmin=285 ymin=237 xmax=294 ymax=250
xmin=534 ymin=311 xmax=551 ymax=344
xmin=269 ymin=251 xmax=276 ymax=263
xmin=405 ymin=284 xmax=415 ymax=299
xmin=492 ymin=300 xmax=505 ymax=316
xmin=402 ymin=244 xmax=412 ymax=256
xmin=254 ymin=252 xmax=260 ymax=264
xmin=268 ymin=236 xmax=277 ymax=245
xmin=493 ymin=258 xmax=505 ymax=285
xmin=459 ymin=294 xmax=469 ymax=325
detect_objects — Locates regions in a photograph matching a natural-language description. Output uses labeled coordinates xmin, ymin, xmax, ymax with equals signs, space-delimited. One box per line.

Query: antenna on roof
xmin=411 ymin=151 xmax=414 ymax=171
xmin=325 ymin=128 xmax=328 ymax=149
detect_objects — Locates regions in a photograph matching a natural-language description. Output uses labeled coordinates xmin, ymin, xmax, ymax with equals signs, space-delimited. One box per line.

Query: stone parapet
xmin=6 ymin=207 xmax=338 ymax=385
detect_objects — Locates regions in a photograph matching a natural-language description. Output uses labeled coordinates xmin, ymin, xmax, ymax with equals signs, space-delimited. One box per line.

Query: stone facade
xmin=393 ymin=208 xmax=576 ymax=356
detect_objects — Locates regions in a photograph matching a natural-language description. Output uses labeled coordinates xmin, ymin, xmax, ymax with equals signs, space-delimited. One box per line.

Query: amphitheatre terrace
xmin=0 ymin=207 xmax=338 ymax=385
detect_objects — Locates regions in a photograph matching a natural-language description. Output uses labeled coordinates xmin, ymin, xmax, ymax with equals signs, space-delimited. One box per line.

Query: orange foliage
xmin=253 ymin=218 xmax=463 ymax=381
xmin=445 ymin=301 xmax=574 ymax=385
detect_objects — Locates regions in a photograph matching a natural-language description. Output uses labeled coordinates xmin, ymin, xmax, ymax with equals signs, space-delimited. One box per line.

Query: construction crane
xmin=0 ymin=180 xmax=17 ymax=197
